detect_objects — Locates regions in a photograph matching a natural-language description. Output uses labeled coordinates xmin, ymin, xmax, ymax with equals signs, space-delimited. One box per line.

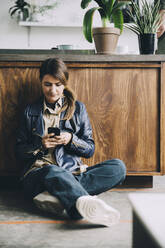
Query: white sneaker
xmin=76 ymin=195 xmax=120 ymax=227
xmin=33 ymin=191 xmax=64 ymax=215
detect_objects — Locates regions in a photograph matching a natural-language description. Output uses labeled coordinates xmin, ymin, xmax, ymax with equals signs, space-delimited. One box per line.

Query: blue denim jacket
xmin=15 ymin=98 xmax=95 ymax=177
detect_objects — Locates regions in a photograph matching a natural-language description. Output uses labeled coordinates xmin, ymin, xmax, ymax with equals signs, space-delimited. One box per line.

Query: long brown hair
xmin=40 ymin=58 xmax=76 ymax=120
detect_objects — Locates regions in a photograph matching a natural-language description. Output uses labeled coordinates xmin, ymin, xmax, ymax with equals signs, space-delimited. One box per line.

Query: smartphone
xmin=48 ymin=127 xmax=61 ymax=137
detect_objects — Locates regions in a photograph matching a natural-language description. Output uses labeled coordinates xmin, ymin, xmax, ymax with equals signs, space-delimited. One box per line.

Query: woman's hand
xmin=157 ymin=10 xmax=165 ymax=38
xmin=42 ymin=132 xmax=72 ymax=149
xmin=55 ymin=132 xmax=72 ymax=145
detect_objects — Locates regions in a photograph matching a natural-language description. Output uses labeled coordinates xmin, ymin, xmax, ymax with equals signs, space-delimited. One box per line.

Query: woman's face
xmin=41 ymin=74 xmax=65 ymax=103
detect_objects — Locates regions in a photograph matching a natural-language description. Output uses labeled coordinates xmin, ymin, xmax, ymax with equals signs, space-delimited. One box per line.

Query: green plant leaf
xmin=23 ymin=8 xmax=29 ymax=20
xmin=9 ymin=5 xmax=17 ymax=13
xmin=113 ymin=1 xmax=128 ymax=11
xmin=106 ymin=0 xmax=116 ymax=19
xmin=83 ymin=7 xmax=101 ymax=42
xmin=94 ymin=0 xmax=105 ymax=8
xmin=81 ymin=0 xmax=93 ymax=9
xmin=112 ymin=8 xmax=123 ymax=33
xmin=124 ymin=23 xmax=141 ymax=35
xmin=101 ymin=0 xmax=109 ymax=4
xmin=10 ymin=8 xmax=19 ymax=16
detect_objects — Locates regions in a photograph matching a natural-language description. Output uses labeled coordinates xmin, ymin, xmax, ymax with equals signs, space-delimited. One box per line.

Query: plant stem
xmin=102 ymin=17 xmax=108 ymax=27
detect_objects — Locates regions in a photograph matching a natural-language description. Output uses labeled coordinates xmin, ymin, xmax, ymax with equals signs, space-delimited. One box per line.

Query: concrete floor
xmin=0 ymin=176 xmax=165 ymax=248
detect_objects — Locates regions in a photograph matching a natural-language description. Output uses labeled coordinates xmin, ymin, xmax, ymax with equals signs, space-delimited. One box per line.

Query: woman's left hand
xmin=54 ymin=132 xmax=72 ymax=145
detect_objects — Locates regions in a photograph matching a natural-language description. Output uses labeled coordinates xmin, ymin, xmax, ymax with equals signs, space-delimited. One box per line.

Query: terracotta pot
xmin=93 ymin=27 xmax=120 ymax=54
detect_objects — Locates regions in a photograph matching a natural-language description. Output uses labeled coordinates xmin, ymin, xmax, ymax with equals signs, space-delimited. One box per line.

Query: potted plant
xmin=9 ymin=0 xmax=30 ymax=21
xmin=81 ymin=0 xmax=127 ymax=54
xmin=124 ymin=0 xmax=161 ymax=54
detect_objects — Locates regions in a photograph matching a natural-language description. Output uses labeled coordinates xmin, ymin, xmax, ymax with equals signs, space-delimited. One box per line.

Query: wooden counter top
xmin=0 ymin=49 xmax=165 ymax=62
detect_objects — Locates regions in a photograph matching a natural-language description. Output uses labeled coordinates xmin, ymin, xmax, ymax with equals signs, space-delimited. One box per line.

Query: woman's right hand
xmin=42 ymin=134 xmax=58 ymax=149
xmin=157 ymin=10 xmax=165 ymax=38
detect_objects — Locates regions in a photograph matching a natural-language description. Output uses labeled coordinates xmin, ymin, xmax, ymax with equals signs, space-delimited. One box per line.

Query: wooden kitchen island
xmin=0 ymin=50 xmax=165 ymax=187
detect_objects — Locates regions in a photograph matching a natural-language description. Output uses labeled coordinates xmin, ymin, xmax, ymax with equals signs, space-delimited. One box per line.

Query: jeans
xmin=22 ymin=159 xmax=126 ymax=219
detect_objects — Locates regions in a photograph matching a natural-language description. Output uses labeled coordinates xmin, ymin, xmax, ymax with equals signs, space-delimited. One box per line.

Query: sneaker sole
xmin=76 ymin=196 xmax=120 ymax=227
xmin=33 ymin=192 xmax=64 ymax=215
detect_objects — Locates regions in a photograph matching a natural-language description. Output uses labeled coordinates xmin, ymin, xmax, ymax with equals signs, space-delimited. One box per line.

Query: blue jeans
xmin=22 ymin=159 xmax=126 ymax=219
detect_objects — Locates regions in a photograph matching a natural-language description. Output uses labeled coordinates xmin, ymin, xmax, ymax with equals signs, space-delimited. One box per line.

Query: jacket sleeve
xmin=15 ymin=106 xmax=43 ymax=161
xmin=65 ymin=103 xmax=95 ymax=158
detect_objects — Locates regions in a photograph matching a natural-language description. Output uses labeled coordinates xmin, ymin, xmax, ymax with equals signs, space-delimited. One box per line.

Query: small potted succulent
xmin=81 ymin=0 xmax=128 ymax=54
xmin=124 ymin=0 xmax=161 ymax=54
xmin=9 ymin=0 xmax=30 ymax=21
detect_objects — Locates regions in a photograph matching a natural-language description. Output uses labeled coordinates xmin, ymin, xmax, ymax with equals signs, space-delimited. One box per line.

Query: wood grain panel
xmin=67 ymin=63 xmax=161 ymax=68
xmin=0 ymin=67 xmax=42 ymax=175
xmin=160 ymin=62 xmax=165 ymax=174
xmin=0 ymin=62 xmax=161 ymax=175
xmin=69 ymin=67 xmax=159 ymax=172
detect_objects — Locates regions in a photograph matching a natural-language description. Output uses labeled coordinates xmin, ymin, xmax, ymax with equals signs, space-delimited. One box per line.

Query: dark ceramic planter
xmin=138 ymin=33 xmax=156 ymax=54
